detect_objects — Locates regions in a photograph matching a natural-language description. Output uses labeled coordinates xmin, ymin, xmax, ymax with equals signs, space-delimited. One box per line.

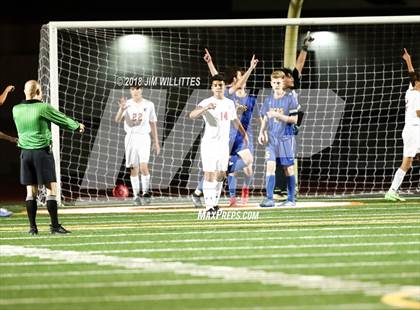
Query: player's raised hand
xmin=249 ymin=54 xmax=259 ymax=70
xmin=203 ymin=48 xmax=213 ymax=64
xmin=5 ymin=85 xmax=15 ymax=93
xmin=402 ymin=48 xmax=411 ymax=63
xmin=119 ymin=97 xmax=128 ymax=110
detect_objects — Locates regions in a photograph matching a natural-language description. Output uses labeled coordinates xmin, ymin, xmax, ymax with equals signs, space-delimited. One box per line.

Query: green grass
xmin=1 ymin=199 xmax=419 ymax=310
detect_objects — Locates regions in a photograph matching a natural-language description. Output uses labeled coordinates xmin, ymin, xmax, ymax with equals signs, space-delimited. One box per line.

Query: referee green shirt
xmin=13 ymin=99 xmax=80 ymax=149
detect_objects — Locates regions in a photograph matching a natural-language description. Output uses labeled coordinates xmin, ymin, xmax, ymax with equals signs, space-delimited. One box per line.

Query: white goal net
xmin=38 ymin=17 xmax=420 ymax=204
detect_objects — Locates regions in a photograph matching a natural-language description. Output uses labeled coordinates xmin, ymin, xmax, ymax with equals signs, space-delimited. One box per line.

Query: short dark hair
xmin=224 ymin=66 xmax=244 ymax=84
xmin=210 ymin=74 xmax=225 ymax=83
xmin=278 ymin=67 xmax=293 ymax=77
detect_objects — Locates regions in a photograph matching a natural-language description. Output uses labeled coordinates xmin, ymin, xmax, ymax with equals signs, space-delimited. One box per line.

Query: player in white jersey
xmin=115 ymin=85 xmax=160 ymax=205
xmin=190 ymin=74 xmax=248 ymax=214
xmin=385 ymin=48 xmax=420 ymax=202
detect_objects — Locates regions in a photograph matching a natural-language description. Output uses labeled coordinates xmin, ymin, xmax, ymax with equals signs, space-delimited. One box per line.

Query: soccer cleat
xmin=191 ymin=192 xmax=203 ymax=208
xmin=50 ymin=224 xmax=71 ymax=234
xmin=142 ymin=192 xmax=152 ymax=205
xmin=28 ymin=226 xmax=38 ymax=235
xmin=384 ymin=192 xmax=406 ymax=202
xmin=229 ymin=196 xmax=237 ymax=207
xmin=0 ymin=208 xmax=12 ymax=217
xmin=259 ymin=198 xmax=275 ymax=208
xmin=273 ymin=192 xmax=288 ymax=201
xmin=241 ymin=186 xmax=249 ymax=205
xmin=133 ymin=196 xmax=143 ymax=206
xmin=205 ymin=206 xmax=220 ymax=217
xmin=277 ymin=200 xmax=296 ymax=207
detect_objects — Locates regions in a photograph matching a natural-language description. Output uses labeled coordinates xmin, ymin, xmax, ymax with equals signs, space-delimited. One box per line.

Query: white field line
xmin=0 ymin=278 xmax=233 ymax=291
xmin=0 ymin=261 xmax=79 ymax=266
xmin=4 ymin=212 xmax=419 ymax=227
xmin=81 ymin=241 xmax=420 ymax=254
xmin=32 ymin=201 xmax=359 ymax=215
xmin=0 ymin=290 xmax=374 ymax=306
xmin=1 ymin=218 xmax=418 ymax=233
xmin=253 ymin=261 xmax=420 ymax=270
xmin=1 ymin=225 xmax=419 ymax=240
xmin=1 ymin=259 xmax=418 ymax=269
xmin=157 ymin=250 xmax=420 ymax=262
xmin=27 ymin=232 xmax=420 ymax=248
xmin=4 ymin=210 xmax=420 ymax=226
xmin=1 ymin=256 xmax=418 ymax=279
xmin=1 ymin=245 xmax=418 ymax=307
xmin=344 ymin=272 xmax=420 ymax=280
xmin=4 ymin=205 xmax=418 ymax=222
xmin=0 ymin=269 xmax=158 ymax=278
xmin=2 ymin=273 xmax=418 ymax=291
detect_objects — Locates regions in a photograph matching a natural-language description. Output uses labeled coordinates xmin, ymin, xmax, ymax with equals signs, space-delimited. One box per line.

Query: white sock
xmin=214 ymin=181 xmax=223 ymax=206
xmin=130 ymin=176 xmax=140 ymax=198
xmin=389 ymin=168 xmax=406 ymax=193
xmin=203 ymin=180 xmax=217 ymax=210
xmin=141 ymin=174 xmax=150 ymax=194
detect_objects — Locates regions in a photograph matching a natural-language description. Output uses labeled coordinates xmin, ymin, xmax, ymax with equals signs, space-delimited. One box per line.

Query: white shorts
xmin=201 ymin=141 xmax=229 ymax=172
xmin=125 ymin=133 xmax=151 ymax=167
xmin=402 ymin=125 xmax=420 ymax=157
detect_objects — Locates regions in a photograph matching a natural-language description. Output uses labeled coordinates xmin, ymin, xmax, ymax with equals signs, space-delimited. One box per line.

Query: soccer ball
xmin=112 ymin=184 xmax=129 ymax=198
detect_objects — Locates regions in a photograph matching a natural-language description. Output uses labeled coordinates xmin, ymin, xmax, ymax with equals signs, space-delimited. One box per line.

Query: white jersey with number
xmin=123 ymin=98 xmax=157 ymax=166
xmin=198 ymin=96 xmax=237 ymax=172
xmin=123 ymin=98 xmax=157 ymax=134
xmin=402 ymin=88 xmax=420 ymax=157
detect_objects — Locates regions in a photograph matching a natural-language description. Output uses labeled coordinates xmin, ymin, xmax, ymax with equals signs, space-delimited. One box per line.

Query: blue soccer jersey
xmin=229 ymin=93 xmax=257 ymax=154
xmin=260 ymin=92 xmax=298 ymax=141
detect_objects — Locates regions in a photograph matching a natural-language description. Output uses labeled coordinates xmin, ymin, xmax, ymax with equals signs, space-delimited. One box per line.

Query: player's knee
xmin=216 ymin=172 xmax=226 ymax=182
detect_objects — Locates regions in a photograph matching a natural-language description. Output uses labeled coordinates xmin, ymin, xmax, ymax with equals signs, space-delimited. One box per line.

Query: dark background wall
xmin=1 ymin=0 xmax=419 ymax=201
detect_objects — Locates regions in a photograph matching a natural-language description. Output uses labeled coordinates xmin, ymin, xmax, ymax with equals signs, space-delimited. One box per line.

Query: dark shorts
xmin=20 ymin=147 xmax=56 ymax=185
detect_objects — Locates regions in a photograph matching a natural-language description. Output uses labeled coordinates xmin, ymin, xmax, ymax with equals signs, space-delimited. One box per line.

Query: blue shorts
xmin=265 ymin=136 xmax=295 ymax=166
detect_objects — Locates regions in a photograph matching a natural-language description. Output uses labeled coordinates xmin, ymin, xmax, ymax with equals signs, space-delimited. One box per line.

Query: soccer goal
xmin=38 ymin=16 xmax=420 ymax=205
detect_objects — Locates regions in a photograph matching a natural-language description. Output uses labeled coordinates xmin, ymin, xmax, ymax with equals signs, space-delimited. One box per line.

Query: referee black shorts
xmin=20 ymin=147 xmax=57 ymax=185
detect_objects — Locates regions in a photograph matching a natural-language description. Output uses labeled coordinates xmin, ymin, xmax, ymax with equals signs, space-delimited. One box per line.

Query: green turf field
xmin=1 ymin=200 xmax=419 ymax=310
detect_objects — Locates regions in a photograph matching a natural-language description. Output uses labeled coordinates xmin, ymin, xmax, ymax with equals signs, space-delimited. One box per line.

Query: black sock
xmin=25 ymin=199 xmax=37 ymax=228
xmin=47 ymin=199 xmax=59 ymax=228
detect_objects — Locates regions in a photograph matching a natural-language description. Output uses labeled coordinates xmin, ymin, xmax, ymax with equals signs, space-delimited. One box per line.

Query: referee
xmin=13 ymin=80 xmax=85 ymax=235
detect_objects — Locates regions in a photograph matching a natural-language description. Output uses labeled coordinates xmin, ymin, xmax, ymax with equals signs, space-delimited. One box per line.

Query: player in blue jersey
xmin=258 ymin=70 xmax=299 ymax=207
xmin=191 ymin=49 xmax=258 ymax=207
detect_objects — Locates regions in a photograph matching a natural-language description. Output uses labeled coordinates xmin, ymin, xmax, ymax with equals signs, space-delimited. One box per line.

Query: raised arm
xmin=0 ymin=85 xmax=15 ymax=106
xmin=203 ymin=48 xmax=219 ymax=76
xmin=402 ymin=48 xmax=415 ymax=73
xmin=189 ymin=102 xmax=216 ymax=119
xmin=229 ymin=54 xmax=259 ymax=94
xmin=115 ymin=97 xmax=127 ymax=123
xmin=295 ymin=31 xmax=314 ymax=76
xmin=43 ymin=105 xmax=84 ymax=132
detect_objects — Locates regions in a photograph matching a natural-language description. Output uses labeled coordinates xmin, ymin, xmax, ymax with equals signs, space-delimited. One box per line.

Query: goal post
xmin=39 ymin=16 xmax=420 ymax=205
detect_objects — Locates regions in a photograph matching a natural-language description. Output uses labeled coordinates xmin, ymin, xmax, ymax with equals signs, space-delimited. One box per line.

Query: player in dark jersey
xmin=13 ymin=80 xmax=85 ymax=234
